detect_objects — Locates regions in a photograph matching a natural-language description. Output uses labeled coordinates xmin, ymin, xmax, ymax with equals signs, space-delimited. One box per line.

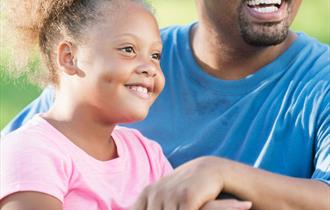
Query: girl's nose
xmin=135 ymin=63 xmax=157 ymax=77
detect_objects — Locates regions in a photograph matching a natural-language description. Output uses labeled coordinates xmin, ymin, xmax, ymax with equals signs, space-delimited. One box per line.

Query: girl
xmin=1 ymin=0 xmax=172 ymax=209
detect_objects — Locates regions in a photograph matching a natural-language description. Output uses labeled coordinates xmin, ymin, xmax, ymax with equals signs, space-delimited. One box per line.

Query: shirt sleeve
xmin=0 ymin=131 xmax=71 ymax=202
xmin=1 ymin=86 xmax=55 ymax=136
xmin=311 ymin=90 xmax=330 ymax=186
xmin=125 ymin=128 xmax=173 ymax=177
xmin=148 ymin=139 xmax=173 ymax=177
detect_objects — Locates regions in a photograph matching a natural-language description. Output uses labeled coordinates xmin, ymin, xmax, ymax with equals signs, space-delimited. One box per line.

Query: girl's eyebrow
xmin=112 ymin=33 xmax=140 ymax=39
xmin=112 ymin=33 xmax=162 ymax=46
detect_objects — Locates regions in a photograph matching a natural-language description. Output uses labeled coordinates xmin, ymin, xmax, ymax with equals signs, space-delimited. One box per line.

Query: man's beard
xmin=238 ymin=6 xmax=290 ymax=46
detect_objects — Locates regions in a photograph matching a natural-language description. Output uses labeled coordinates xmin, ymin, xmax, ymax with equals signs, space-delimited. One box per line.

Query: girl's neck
xmin=43 ymin=96 xmax=118 ymax=161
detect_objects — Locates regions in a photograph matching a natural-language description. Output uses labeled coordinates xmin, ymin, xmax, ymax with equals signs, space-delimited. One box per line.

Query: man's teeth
xmin=246 ymin=0 xmax=281 ymax=13
xmin=252 ymin=5 xmax=278 ymax=13
xmin=128 ymin=86 xmax=149 ymax=94
xmin=246 ymin=0 xmax=281 ymax=6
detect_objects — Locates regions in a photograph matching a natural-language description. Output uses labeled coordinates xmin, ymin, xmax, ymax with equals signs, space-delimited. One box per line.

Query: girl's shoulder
xmin=113 ymin=126 xmax=159 ymax=147
xmin=113 ymin=126 xmax=172 ymax=177
xmin=113 ymin=126 xmax=166 ymax=159
xmin=1 ymin=115 xmax=73 ymax=202
xmin=2 ymin=115 xmax=70 ymax=161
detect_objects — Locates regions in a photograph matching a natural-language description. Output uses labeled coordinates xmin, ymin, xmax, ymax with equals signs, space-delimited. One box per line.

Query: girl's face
xmin=62 ymin=2 xmax=165 ymax=124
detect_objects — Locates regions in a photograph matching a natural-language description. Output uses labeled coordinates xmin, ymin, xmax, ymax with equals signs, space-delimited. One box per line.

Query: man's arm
xmin=1 ymin=86 xmax=55 ymax=136
xmin=132 ymin=156 xmax=330 ymax=210
xmin=220 ymin=157 xmax=330 ymax=210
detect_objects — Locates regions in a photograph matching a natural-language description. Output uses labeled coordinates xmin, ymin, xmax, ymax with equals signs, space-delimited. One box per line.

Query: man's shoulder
xmin=289 ymin=33 xmax=329 ymax=76
xmin=296 ymin=33 xmax=329 ymax=58
xmin=160 ymin=23 xmax=195 ymax=43
xmin=160 ymin=25 xmax=184 ymax=35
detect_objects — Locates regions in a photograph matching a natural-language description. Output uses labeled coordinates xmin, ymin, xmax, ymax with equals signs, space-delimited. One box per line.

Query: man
xmin=3 ymin=0 xmax=329 ymax=209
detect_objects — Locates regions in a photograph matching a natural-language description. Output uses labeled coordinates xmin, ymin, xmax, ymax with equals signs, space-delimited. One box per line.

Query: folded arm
xmin=132 ymin=156 xmax=330 ymax=210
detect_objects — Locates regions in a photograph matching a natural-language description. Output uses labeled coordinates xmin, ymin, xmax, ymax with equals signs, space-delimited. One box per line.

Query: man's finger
xmin=201 ymin=199 xmax=252 ymax=210
xmin=131 ymin=191 xmax=147 ymax=210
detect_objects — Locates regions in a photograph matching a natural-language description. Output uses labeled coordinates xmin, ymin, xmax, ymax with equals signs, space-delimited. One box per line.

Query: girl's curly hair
xmin=2 ymin=0 xmax=151 ymax=86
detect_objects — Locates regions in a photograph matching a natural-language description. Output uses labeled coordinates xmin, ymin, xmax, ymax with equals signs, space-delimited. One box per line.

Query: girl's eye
xmin=119 ymin=46 xmax=135 ymax=54
xmin=151 ymin=53 xmax=161 ymax=61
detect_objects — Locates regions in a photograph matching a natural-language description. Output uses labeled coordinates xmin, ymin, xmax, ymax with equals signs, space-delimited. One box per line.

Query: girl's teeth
xmin=128 ymin=86 xmax=148 ymax=94
xmin=137 ymin=86 xmax=148 ymax=94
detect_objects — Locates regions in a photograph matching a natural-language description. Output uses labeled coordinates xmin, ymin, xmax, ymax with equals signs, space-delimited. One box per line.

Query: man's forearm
xmin=217 ymin=158 xmax=330 ymax=210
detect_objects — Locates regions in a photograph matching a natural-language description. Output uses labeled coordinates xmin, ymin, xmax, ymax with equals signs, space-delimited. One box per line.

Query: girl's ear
xmin=57 ymin=41 xmax=79 ymax=75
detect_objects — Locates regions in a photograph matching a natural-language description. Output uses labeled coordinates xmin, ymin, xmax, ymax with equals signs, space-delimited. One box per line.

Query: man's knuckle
xmin=178 ymin=188 xmax=193 ymax=203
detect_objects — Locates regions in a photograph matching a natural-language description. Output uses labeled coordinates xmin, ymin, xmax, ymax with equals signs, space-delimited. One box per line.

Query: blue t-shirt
xmin=2 ymin=23 xmax=330 ymax=185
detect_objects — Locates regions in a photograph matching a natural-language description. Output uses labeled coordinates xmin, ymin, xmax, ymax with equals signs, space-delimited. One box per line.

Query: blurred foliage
xmin=1 ymin=0 xmax=329 ymax=129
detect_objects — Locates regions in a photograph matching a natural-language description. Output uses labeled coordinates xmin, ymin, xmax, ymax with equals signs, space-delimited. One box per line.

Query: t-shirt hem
xmin=312 ymin=178 xmax=330 ymax=186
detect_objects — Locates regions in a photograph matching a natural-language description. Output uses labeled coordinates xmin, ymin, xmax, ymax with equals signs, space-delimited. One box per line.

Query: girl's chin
xmin=120 ymin=113 xmax=149 ymax=124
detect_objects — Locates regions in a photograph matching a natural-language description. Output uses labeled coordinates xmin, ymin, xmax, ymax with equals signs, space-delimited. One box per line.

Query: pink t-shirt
xmin=1 ymin=115 xmax=172 ymax=210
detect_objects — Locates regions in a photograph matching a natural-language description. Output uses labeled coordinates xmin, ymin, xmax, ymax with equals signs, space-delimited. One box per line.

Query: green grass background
xmin=1 ymin=0 xmax=329 ymax=129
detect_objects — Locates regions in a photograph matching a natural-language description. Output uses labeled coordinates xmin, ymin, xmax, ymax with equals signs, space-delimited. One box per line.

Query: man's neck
xmin=191 ymin=23 xmax=297 ymax=80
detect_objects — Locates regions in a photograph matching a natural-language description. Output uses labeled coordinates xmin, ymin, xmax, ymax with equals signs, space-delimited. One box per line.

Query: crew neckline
xmin=179 ymin=23 xmax=308 ymax=96
xmin=34 ymin=115 xmax=124 ymax=170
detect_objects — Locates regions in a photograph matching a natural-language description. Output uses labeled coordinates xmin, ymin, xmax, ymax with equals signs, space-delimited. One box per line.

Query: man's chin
xmin=242 ymin=31 xmax=289 ymax=47
xmin=240 ymin=23 xmax=289 ymax=47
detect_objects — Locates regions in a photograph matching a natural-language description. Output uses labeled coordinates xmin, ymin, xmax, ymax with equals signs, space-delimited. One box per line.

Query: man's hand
xmin=131 ymin=157 xmax=226 ymax=210
xmin=132 ymin=155 xmax=330 ymax=210
xmin=201 ymin=199 xmax=252 ymax=210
